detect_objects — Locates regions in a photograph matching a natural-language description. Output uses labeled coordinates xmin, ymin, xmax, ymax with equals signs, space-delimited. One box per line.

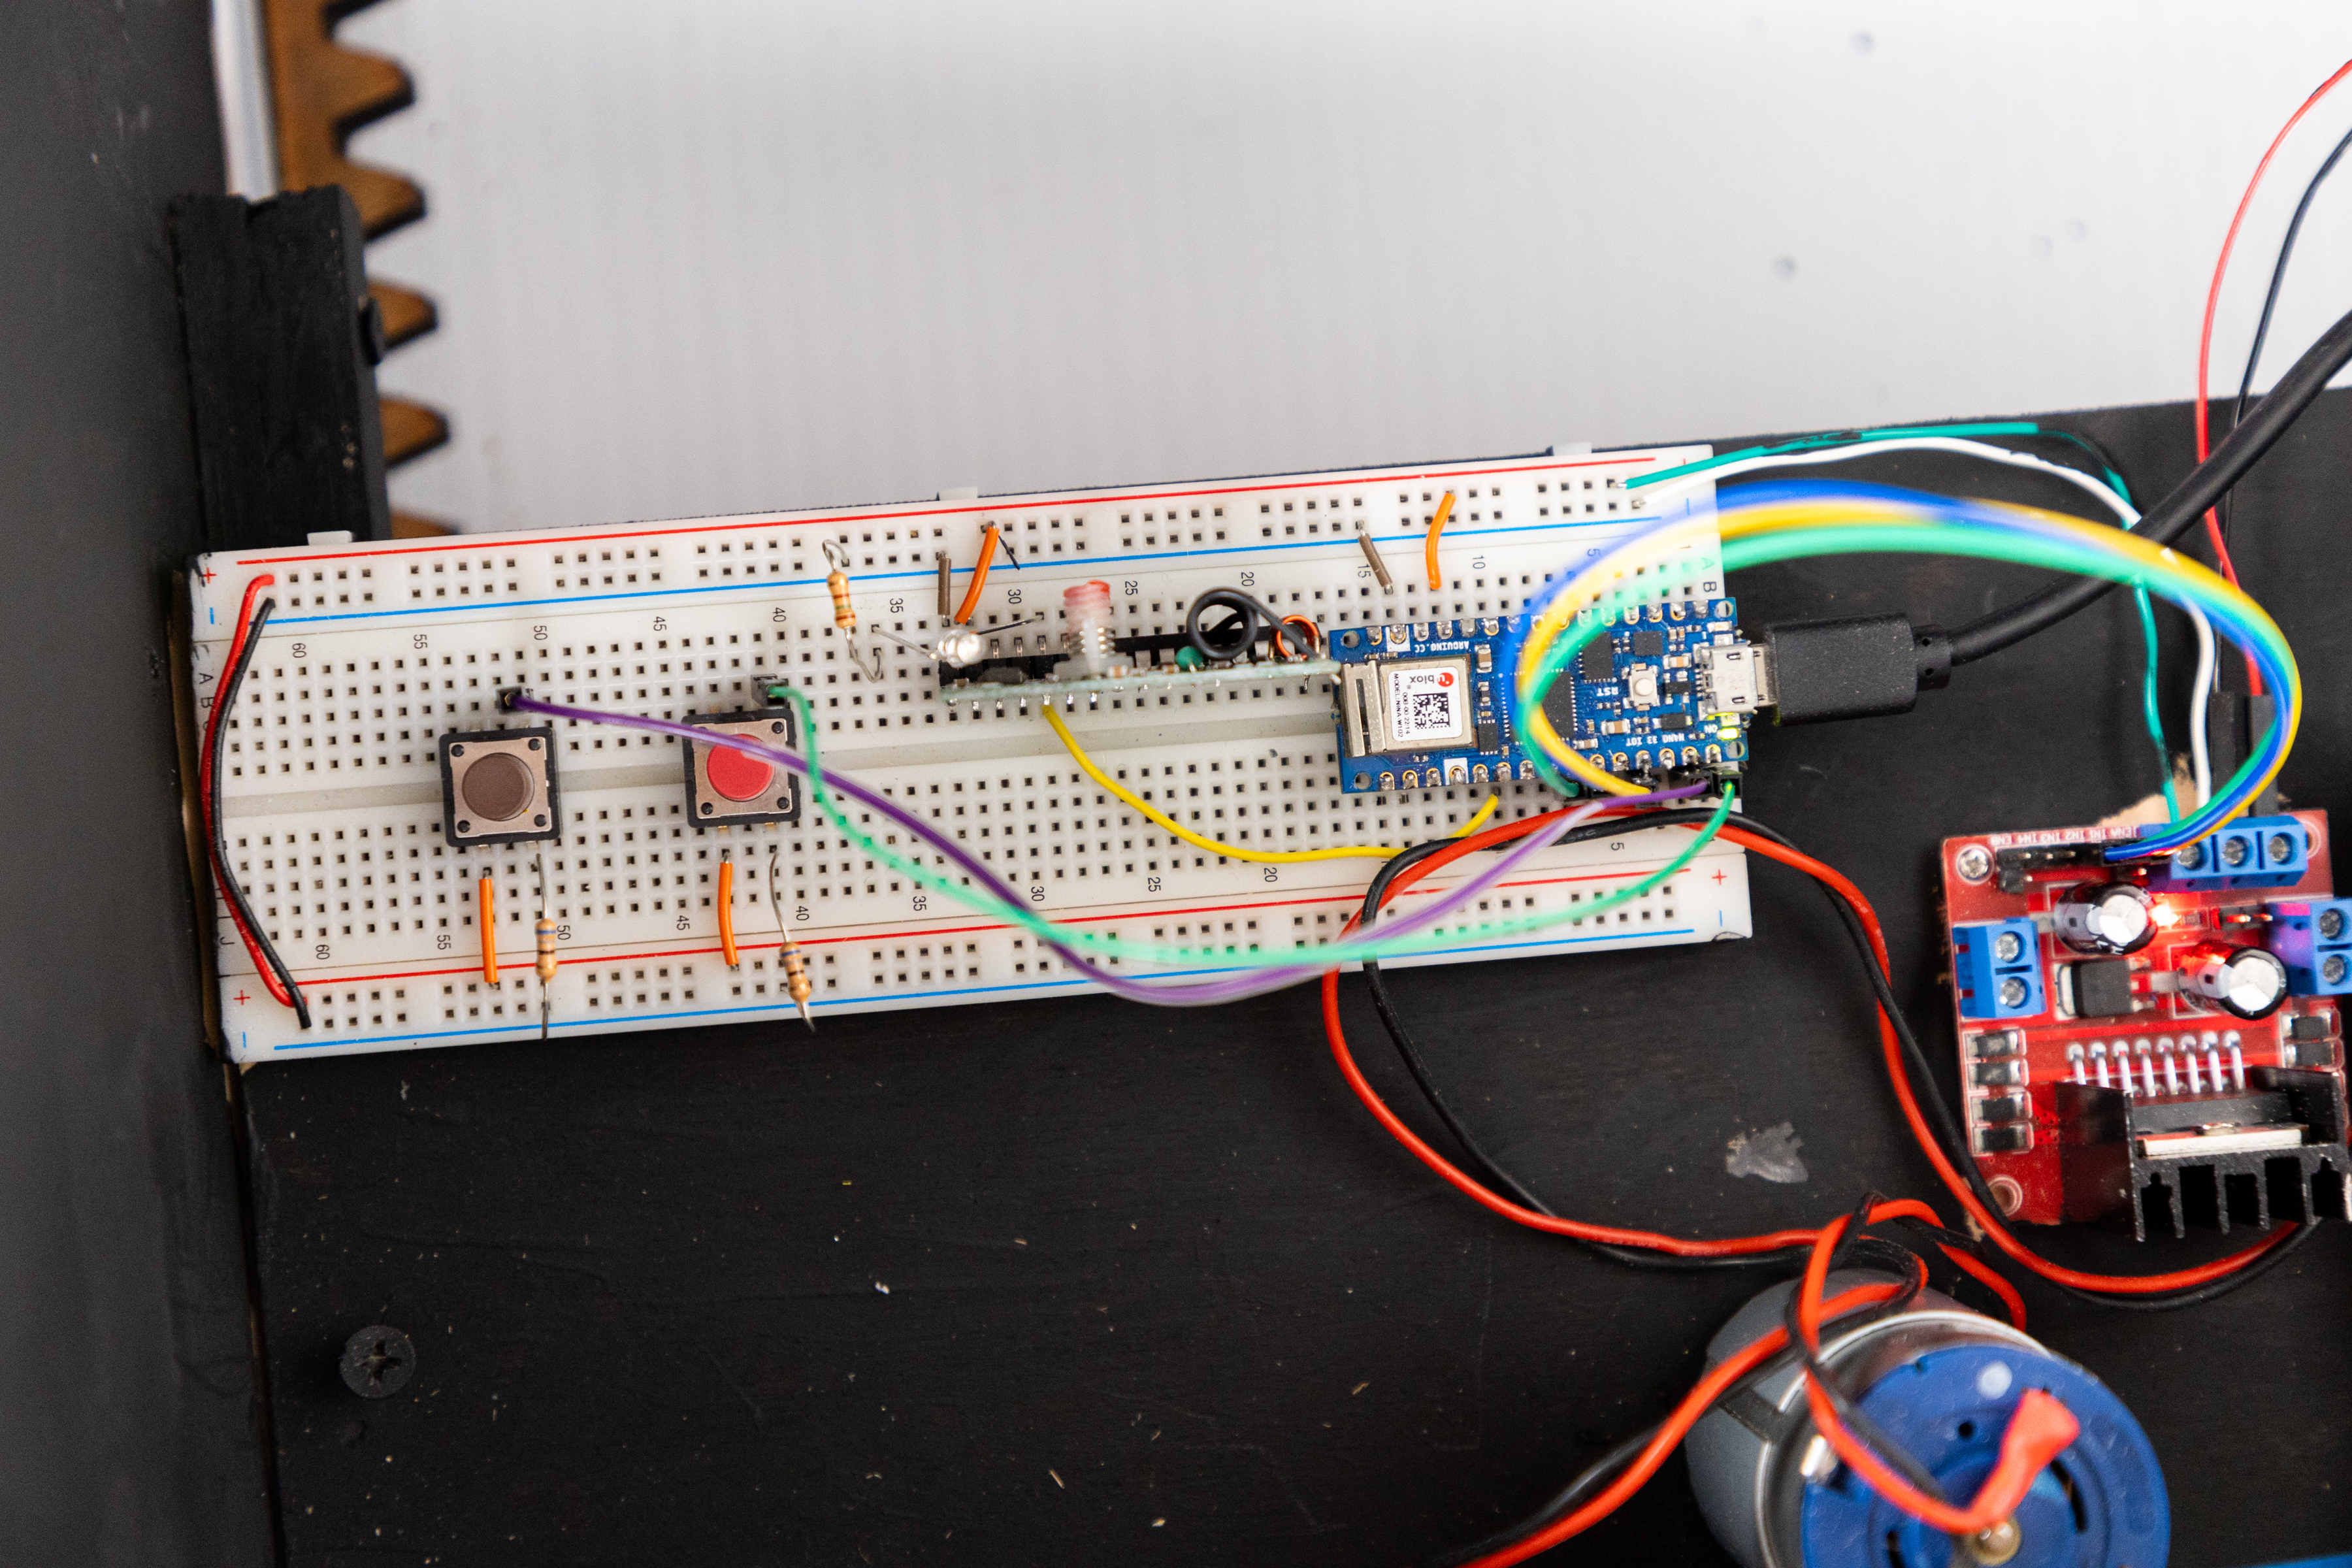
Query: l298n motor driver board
xmin=1940 ymin=810 xmax=2351 ymax=1239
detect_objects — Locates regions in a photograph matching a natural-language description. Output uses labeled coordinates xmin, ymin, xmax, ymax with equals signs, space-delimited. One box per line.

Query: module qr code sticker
xmin=1386 ymin=664 xmax=1468 ymax=745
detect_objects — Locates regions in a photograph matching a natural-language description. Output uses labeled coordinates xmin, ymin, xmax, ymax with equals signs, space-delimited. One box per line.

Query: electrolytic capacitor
xmin=2176 ymin=941 xmax=2289 ymax=1020
xmin=2052 ymin=881 xmax=2157 ymax=955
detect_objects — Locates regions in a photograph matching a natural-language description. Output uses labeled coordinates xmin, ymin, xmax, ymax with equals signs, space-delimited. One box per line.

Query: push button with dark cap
xmin=460 ymin=751 xmax=535 ymax=822
xmin=437 ymin=728 xmax=561 ymax=847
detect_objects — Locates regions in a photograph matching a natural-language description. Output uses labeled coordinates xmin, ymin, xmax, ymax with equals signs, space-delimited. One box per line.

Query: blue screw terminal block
xmin=1953 ymin=919 xmax=2045 ymax=1021
xmin=2144 ymin=814 xmax=2310 ymax=892
xmin=2267 ymin=898 xmax=2352 ymax=995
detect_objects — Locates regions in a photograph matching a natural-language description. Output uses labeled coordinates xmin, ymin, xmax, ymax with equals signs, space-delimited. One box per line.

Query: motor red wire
xmin=1451 ymin=1279 xmax=1906 ymax=1568
xmin=1322 ymin=804 xmax=2307 ymax=1552
xmin=1793 ymin=1217 xmax=2078 ymax=1539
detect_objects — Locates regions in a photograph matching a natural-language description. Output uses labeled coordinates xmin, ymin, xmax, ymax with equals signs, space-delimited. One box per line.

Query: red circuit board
xmin=1939 ymin=810 xmax=2344 ymax=1228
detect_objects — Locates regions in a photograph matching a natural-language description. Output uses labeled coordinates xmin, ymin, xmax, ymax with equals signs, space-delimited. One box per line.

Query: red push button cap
xmin=706 ymin=738 xmax=774 ymax=802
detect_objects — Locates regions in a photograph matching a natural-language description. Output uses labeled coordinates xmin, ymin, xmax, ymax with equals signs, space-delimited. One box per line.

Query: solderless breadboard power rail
xmin=186 ymin=442 xmax=1756 ymax=1062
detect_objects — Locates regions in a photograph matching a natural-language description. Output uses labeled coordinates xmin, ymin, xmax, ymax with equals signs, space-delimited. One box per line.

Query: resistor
xmin=781 ymin=936 xmax=813 ymax=1030
xmin=822 ymin=540 xmax=857 ymax=632
xmin=534 ymin=855 xmax=557 ymax=1039
xmin=769 ymin=850 xmax=815 ymax=1031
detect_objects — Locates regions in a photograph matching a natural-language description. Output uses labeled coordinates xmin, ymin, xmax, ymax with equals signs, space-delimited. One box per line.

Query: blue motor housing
xmin=1801 ymin=1343 xmax=2170 ymax=1568
xmin=1687 ymin=1273 xmax=2170 ymax=1568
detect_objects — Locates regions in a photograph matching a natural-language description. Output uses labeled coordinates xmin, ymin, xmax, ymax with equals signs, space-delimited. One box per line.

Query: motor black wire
xmin=1361 ymin=805 xmax=2318 ymax=1309
xmin=2222 ymin=118 xmax=2352 ymax=542
xmin=1946 ymin=302 xmax=2352 ymax=665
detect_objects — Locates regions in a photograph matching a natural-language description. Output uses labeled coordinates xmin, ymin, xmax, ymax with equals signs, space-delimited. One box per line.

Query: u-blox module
xmin=1940 ymin=811 xmax=2351 ymax=1239
xmin=185 ymin=444 xmax=1758 ymax=1062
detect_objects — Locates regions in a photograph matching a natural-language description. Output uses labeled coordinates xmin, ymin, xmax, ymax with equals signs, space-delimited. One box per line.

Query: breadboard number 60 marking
xmin=290 ymin=642 xmax=306 ymax=659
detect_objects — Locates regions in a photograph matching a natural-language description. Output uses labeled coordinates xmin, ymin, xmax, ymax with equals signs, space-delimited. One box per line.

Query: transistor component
xmin=681 ymin=708 xmax=801 ymax=827
xmin=2052 ymin=881 xmax=2157 ymax=955
xmin=437 ymin=727 xmax=560 ymax=848
xmin=2061 ymin=956 xmax=2139 ymax=1019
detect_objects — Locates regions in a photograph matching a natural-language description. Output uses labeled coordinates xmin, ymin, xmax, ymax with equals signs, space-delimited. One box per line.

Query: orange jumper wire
xmin=478 ymin=876 xmax=498 ymax=983
xmin=717 ymin=859 xmax=740 ymax=966
xmin=1423 ymin=491 xmax=1455 ymax=594
xmin=954 ymin=523 xmax=1001 ymax=625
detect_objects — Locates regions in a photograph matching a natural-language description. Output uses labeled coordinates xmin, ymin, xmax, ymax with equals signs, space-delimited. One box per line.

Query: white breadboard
xmin=188 ymin=443 xmax=1748 ymax=1062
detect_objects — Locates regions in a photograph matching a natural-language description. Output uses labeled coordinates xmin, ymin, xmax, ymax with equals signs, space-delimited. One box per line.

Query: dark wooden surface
xmin=173 ymin=186 xmax=393 ymax=551
xmin=243 ymin=395 xmax=2352 ymax=1566
xmin=0 ymin=5 xmax=276 ymax=1565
